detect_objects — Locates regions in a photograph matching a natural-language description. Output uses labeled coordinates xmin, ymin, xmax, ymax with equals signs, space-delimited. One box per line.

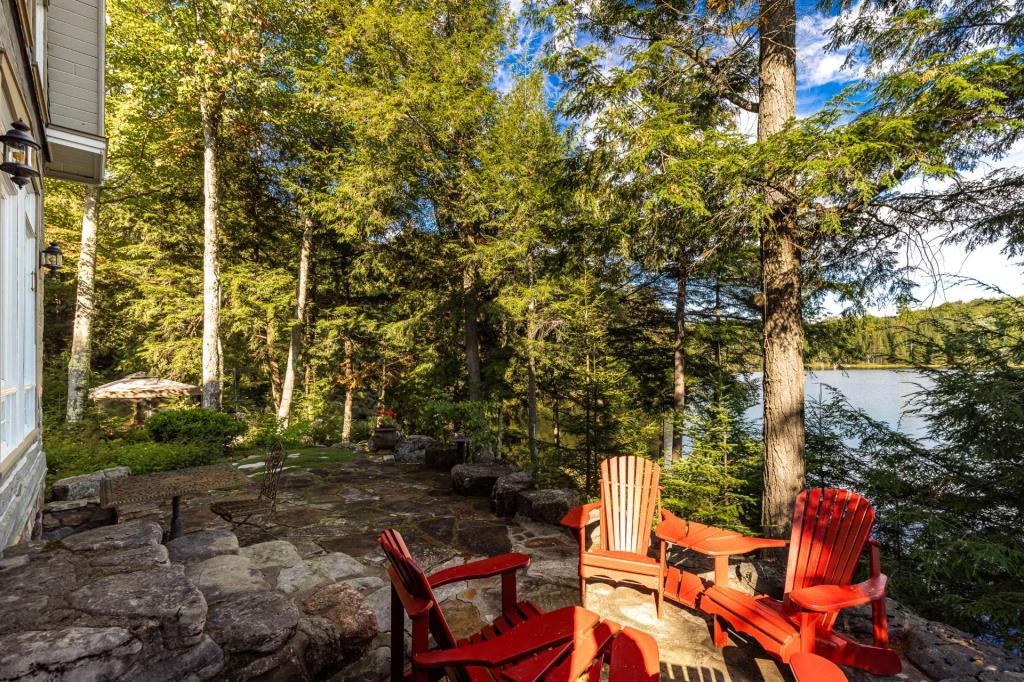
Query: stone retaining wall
xmin=0 ymin=441 xmax=46 ymax=550
xmin=0 ymin=521 xmax=377 ymax=681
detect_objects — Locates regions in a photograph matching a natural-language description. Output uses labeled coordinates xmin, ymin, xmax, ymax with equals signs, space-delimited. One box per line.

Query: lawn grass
xmin=232 ymin=446 xmax=361 ymax=474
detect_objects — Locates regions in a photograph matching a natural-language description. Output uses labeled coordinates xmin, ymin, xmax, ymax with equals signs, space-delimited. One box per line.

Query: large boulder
xmin=302 ymin=582 xmax=378 ymax=644
xmin=124 ymin=634 xmax=224 ymax=681
xmin=516 ymin=489 xmax=579 ymax=526
xmin=903 ymin=619 xmax=1024 ymax=680
xmin=85 ymin=542 xmax=170 ymax=577
xmin=492 ymin=471 xmax=534 ymax=517
xmin=61 ymin=519 xmax=162 ymax=553
xmin=277 ymin=553 xmax=365 ymax=595
xmin=51 ymin=466 xmax=131 ymax=502
xmin=240 ymin=540 xmax=303 ymax=570
xmin=167 ymin=529 xmax=240 ymax=565
xmin=299 ymin=582 xmax=379 ymax=676
xmin=206 ymin=592 xmax=299 ymax=654
xmin=186 ymin=554 xmax=270 ymax=605
xmin=425 ymin=443 xmax=461 ymax=470
xmin=0 ymin=627 xmax=142 ymax=681
xmin=394 ymin=435 xmax=435 ymax=463
xmin=69 ymin=565 xmax=207 ymax=649
xmin=451 ymin=463 xmax=517 ymax=497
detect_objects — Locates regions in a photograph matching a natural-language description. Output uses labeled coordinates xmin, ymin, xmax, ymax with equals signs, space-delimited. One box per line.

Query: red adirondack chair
xmin=698 ymin=488 xmax=901 ymax=676
xmin=561 ymin=456 xmax=666 ymax=616
xmin=379 ymin=529 xmax=657 ymax=681
xmin=790 ymin=652 xmax=848 ymax=682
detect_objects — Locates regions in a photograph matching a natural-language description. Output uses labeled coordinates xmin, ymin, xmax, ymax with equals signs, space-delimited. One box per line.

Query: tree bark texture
xmin=267 ymin=317 xmax=282 ymax=412
xmin=201 ymin=91 xmax=223 ymax=410
xmin=672 ymin=264 xmax=687 ymax=458
xmin=341 ymin=338 xmax=355 ymax=443
xmin=758 ymin=0 xmax=805 ymax=537
xmin=463 ymin=264 xmax=482 ymax=401
xmin=277 ymin=216 xmax=313 ymax=427
xmin=66 ymin=185 xmax=101 ymax=423
xmin=526 ymin=337 xmax=539 ymax=472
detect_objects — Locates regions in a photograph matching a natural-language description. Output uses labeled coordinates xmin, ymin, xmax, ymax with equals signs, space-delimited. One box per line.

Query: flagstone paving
xmin=120 ymin=452 xmax=937 ymax=681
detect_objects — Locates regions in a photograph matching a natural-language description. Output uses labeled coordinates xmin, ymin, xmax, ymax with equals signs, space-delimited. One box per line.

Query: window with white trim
xmin=0 ymin=179 xmax=38 ymax=463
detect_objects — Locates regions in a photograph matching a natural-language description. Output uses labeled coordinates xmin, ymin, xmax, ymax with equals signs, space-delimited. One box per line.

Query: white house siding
xmin=0 ymin=1 xmax=49 ymax=551
xmin=45 ymin=0 xmax=103 ymax=137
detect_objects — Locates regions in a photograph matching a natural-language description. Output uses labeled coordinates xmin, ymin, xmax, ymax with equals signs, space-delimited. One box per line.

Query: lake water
xmin=744 ymin=369 xmax=934 ymax=439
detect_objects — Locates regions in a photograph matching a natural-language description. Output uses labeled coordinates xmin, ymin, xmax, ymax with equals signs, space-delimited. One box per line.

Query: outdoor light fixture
xmin=0 ymin=119 xmax=41 ymax=188
xmin=40 ymin=242 xmax=63 ymax=275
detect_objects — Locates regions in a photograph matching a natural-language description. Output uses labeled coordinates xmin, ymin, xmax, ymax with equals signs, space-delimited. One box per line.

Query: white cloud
xmin=796 ymin=6 xmax=864 ymax=89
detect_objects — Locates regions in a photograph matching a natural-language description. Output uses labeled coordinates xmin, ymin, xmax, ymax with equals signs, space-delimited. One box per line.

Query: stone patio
xmin=10 ymin=451 xmax=1024 ymax=681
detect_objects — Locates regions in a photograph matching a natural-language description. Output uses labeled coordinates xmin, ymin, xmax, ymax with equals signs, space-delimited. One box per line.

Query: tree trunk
xmin=584 ymin=353 xmax=594 ymax=496
xmin=526 ymin=337 xmax=539 ymax=472
xmin=277 ymin=216 xmax=313 ymax=427
xmin=267 ymin=317 xmax=282 ymax=412
xmin=200 ymin=91 xmax=223 ymax=410
xmin=303 ymin=263 xmax=317 ymax=421
xmin=66 ymin=185 xmax=101 ymax=423
xmin=374 ymin=362 xmax=387 ymax=428
xmin=672 ymin=264 xmax=688 ymax=456
xmin=758 ymin=0 xmax=804 ymax=537
xmin=463 ymin=264 xmax=482 ymax=401
xmin=553 ymin=397 xmax=561 ymax=449
xmin=341 ymin=338 xmax=355 ymax=443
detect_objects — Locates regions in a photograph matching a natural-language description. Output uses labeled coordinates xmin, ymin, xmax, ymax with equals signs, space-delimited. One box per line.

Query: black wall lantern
xmin=1 ymin=119 xmax=41 ymax=188
xmin=40 ymin=241 xmax=63 ymax=274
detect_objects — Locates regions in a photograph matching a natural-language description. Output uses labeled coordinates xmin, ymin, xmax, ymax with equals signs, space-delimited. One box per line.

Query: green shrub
xmin=145 ymin=409 xmax=245 ymax=449
xmin=116 ymin=441 xmax=216 ymax=474
xmin=44 ymin=423 xmax=216 ymax=492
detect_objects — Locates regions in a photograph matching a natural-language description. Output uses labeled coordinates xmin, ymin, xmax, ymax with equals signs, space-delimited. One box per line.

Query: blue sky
xmin=501 ymin=0 xmax=1024 ymax=315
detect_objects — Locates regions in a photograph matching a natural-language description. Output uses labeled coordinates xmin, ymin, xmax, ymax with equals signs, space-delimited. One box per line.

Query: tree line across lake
xmin=38 ymin=0 xmax=1023 ymax=648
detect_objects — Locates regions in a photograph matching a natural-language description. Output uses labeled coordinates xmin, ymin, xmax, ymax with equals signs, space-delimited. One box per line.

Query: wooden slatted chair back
xmin=598 ymin=456 xmax=661 ymax=555
xmin=379 ymin=529 xmax=457 ymax=649
xmin=784 ymin=488 xmax=876 ymax=595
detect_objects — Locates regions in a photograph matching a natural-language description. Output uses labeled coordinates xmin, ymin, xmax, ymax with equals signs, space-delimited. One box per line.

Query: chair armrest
xmin=428 ymin=552 xmax=531 ymax=588
xmin=413 ymin=606 xmax=598 ymax=669
xmin=697 ymin=535 xmax=788 ymax=556
xmin=788 ymin=574 xmax=888 ymax=613
xmin=610 ymin=627 xmax=660 ymax=681
xmin=561 ymin=502 xmax=601 ymax=529
xmin=655 ymin=509 xmax=688 ymax=543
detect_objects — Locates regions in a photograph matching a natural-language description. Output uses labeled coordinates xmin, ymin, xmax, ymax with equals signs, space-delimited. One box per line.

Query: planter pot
xmin=369 ymin=427 xmax=400 ymax=452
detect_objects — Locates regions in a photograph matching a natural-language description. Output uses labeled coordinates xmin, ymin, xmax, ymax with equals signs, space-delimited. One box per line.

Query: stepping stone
xmin=457 ymin=520 xmax=512 ymax=555
xmin=418 ymin=516 xmax=456 ymax=544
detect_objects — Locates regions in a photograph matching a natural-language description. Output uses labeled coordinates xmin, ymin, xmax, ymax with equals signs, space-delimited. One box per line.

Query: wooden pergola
xmin=89 ymin=372 xmax=201 ymax=424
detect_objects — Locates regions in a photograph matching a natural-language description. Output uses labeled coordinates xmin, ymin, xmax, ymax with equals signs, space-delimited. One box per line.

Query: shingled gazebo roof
xmin=89 ymin=372 xmax=201 ymax=402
